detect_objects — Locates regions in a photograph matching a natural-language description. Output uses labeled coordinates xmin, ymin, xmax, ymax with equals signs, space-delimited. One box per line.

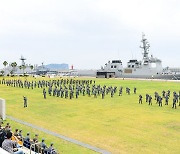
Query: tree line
xmin=0 ymin=61 xmax=34 ymax=76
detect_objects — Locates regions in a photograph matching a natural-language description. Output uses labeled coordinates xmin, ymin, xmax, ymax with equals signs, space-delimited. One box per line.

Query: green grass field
xmin=0 ymin=77 xmax=180 ymax=154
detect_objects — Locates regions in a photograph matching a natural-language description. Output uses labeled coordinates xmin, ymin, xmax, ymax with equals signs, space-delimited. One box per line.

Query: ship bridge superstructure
xmin=102 ymin=60 xmax=123 ymax=71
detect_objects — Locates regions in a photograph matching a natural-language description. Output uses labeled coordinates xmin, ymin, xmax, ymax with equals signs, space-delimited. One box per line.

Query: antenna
xmin=142 ymin=32 xmax=145 ymax=39
xmin=20 ymin=55 xmax=26 ymax=66
xmin=140 ymin=33 xmax=149 ymax=59
xmin=41 ymin=62 xmax=44 ymax=69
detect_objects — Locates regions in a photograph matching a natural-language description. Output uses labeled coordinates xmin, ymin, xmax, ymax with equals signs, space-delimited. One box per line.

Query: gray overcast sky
xmin=0 ymin=0 xmax=180 ymax=69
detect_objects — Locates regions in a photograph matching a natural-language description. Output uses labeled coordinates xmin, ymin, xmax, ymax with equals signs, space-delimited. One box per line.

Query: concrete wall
xmin=0 ymin=98 xmax=6 ymax=120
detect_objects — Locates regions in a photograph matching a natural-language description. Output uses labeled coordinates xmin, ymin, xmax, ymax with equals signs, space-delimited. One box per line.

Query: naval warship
xmin=96 ymin=34 xmax=180 ymax=80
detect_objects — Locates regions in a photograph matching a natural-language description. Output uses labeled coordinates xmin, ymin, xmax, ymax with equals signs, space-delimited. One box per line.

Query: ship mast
xmin=140 ymin=33 xmax=150 ymax=59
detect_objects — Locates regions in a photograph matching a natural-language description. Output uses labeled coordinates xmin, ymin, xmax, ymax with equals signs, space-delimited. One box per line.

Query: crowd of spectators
xmin=0 ymin=120 xmax=57 ymax=154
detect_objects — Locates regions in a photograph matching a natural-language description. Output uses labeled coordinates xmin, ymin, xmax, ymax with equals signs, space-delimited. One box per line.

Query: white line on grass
xmin=7 ymin=115 xmax=111 ymax=154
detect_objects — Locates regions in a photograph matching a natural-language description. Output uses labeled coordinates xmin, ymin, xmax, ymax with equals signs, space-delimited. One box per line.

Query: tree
xmin=3 ymin=61 xmax=8 ymax=68
xmin=19 ymin=65 xmax=23 ymax=75
xmin=19 ymin=65 xmax=22 ymax=70
xmin=10 ymin=70 xmax=13 ymax=76
xmin=22 ymin=65 xmax=26 ymax=75
xmin=30 ymin=65 xmax=33 ymax=70
xmin=30 ymin=65 xmax=33 ymax=74
xmin=11 ymin=62 xmax=17 ymax=69
xmin=0 ymin=70 xmax=4 ymax=75
xmin=11 ymin=62 xmax=17 ymax=75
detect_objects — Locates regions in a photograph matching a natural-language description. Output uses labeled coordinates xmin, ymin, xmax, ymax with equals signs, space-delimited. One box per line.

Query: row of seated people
xmin=0 ymin=121 xmax=58 ymax=154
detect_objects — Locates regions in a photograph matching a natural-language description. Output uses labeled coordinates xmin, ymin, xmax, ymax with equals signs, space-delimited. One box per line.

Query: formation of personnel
xmin=139 ymin=90 xmax=180 ymax=109
xmin=0 ymin=78 xmax=138 ymax=101
xmin=1 ymin=78 xmax=179 ymax=109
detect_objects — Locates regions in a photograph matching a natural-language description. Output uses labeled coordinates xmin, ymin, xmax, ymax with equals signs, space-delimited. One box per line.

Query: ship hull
xmin=121 ymin=74 xmax=180 ymax=80
xmin=96 ymin=70 xmax=180 ymax=80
